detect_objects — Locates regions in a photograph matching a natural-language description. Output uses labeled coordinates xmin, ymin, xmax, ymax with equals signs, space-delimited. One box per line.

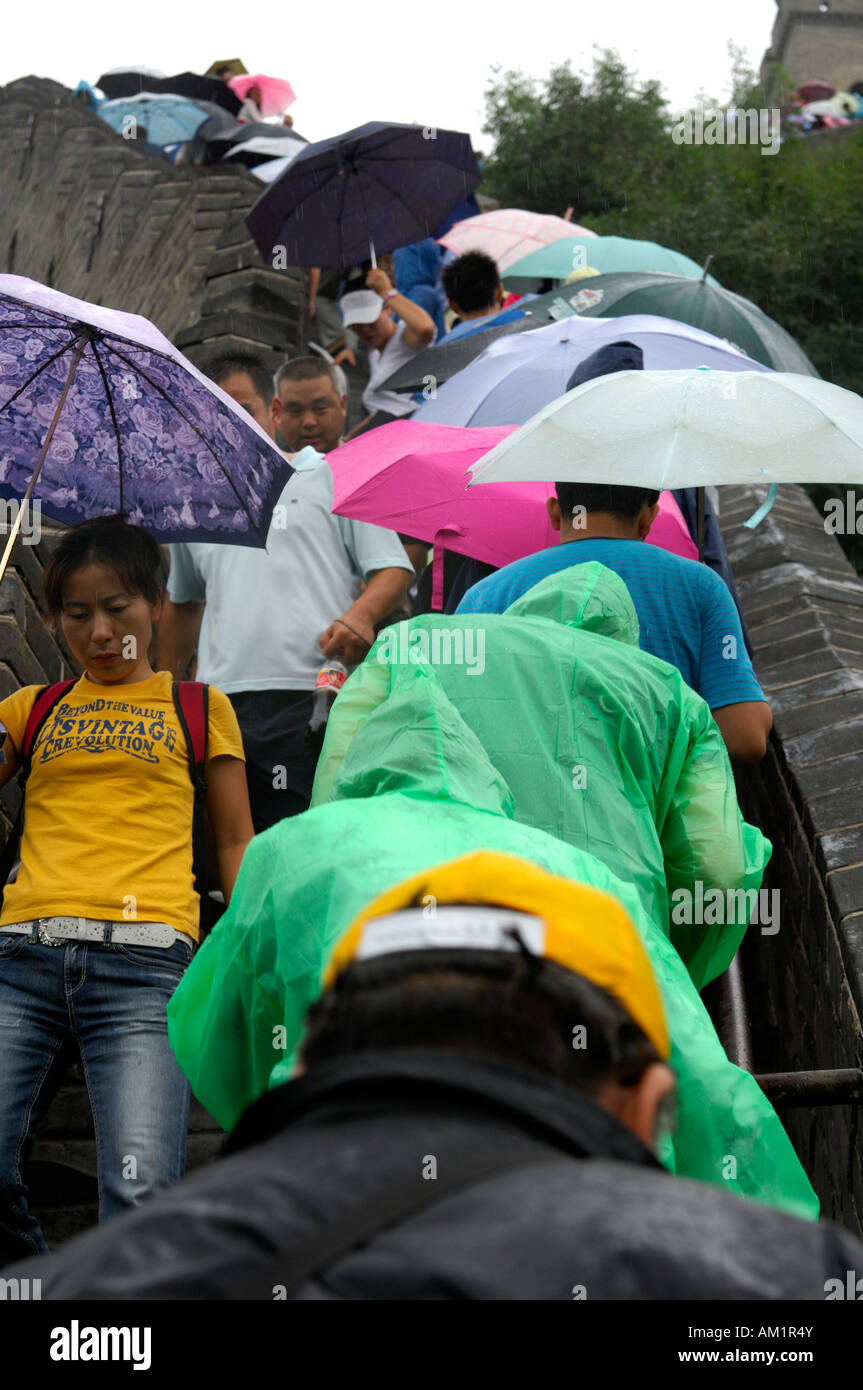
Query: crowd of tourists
xmin=0 ymin=208 xmax=861 ymax=1304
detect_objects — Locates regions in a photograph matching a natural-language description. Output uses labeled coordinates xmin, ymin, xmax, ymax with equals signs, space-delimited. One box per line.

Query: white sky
xmin=2 ymin=0 xmax=778 ymax=149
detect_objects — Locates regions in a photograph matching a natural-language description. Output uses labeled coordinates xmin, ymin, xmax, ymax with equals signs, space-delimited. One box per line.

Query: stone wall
xmin=0 ymin=76 xmax=306 ymax=368
xmin=719 ymin=484 xmax=863 ymax=1235
xmin=762 ymin=0 xmax=863 ymax=92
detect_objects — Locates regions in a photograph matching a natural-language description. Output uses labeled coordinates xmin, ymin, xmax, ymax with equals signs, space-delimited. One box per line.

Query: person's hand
xmin=332 ymin=348 xmax=356 ymax=367
xmin=366 ymin=267 xmax=393 ymax=297
xmin=318 ymin=614 xmax=375 ymax=665
xmin=282 ymin=113 xmax=294 ymax=127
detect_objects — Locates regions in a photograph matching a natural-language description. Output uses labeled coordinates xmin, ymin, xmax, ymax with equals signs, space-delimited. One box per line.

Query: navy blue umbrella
xmin=245 ymin=121 xmax=480 ymax=268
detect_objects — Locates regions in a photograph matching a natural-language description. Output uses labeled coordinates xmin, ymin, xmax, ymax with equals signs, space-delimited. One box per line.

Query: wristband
xmin=382 ymin=289 xmax=399 ymax=304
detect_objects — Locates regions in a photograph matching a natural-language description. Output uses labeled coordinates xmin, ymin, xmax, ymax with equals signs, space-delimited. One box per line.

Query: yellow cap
xmin=323 ymin=852 xmax=669 ymax=1059
xmin=564 ymin=265 xmax=601 ymax=282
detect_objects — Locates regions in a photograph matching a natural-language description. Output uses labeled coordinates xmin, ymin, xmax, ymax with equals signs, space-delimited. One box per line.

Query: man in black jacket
xmin=4 ymin=852 xmax=862 ymax=1300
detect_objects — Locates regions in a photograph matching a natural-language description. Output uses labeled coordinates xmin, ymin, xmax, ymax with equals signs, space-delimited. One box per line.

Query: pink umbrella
xmin=439 ymin=209 xmax=597 ymax=272
xmin=328 ymin=421 xmax=696 ymax=609
xmin=228 ymin=73 xmax=296 ymax=119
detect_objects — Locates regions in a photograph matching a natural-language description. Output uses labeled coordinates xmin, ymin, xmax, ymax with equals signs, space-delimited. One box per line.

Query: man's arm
xmin=712 ymin=700 xmax=773 ymax=764
xmin=699 ymin=570 xmax=770 ymax=763
xmin=157 ymin=598 xmax=205 ymax=679
xmin=319 ymin=566 xmax=412 ymax=665
xmin=366 ymin=268 xmax=435 ymax=349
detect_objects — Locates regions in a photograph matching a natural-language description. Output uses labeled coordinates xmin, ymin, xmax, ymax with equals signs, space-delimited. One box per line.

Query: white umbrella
xmin=468 ymin=368 xmax=863 ymax=490
xmin=224 ymin=134 xmax=307 ymax=160
xmin=249 ymin=153 xmax=300 ymax=184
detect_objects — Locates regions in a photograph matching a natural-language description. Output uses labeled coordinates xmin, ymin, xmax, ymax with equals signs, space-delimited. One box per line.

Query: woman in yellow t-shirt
xmin=0 ymin=515 xmax=254 ymax=1262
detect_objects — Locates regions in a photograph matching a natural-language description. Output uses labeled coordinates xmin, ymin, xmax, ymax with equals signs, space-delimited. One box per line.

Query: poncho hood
xmin=505 ymin=560 xmax=640 ymax=646
xmin=330 ymin=668 xmax=516 ymax=818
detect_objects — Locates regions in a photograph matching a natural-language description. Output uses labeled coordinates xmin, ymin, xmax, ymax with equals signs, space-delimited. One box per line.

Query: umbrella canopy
xmin=527 ymin=271 xmax=819 ymax=375
xmin=98 ymin=67 xmax=166 ymax=95
xmin=205 ymin=59 xmax=248 ymax=79
xmin=328 ymin=419 xmax=696 ymax=568
xmin=98 ymin=93 xmax=218 ymax=147
xmin=502 ymin=236 xmax=719 ymax=287
xmin=413 ymin=313 xmax=770 ymax=427
xmin=0 ymin=275 xmax=291 ymax=546
xmin=831 ymin=91 xmax=863 ymax=117
xmin=224 ymin=133 xmax=307 ymax=168
xmin=469 ymin=368 xmax=863 ymax=490
xmin=378 ymin=314 xmax=539 ymax=395
xmin=228 ymin=73 xmax=296 ymax=119
xmin=249 ymin=153 xmax=301 ymax=184
xmin=438 ymin=210 xmax=597 ymax=272
xmin=801 ymin=98 xmax=846 ymax=119
xmin=797 ymin=80 xmax=834 ymax=102
xmin=187 ymin=100 xmax=241 ymax=140
xmin=246 ymin=121 xmax=480 ymax=268
xmin=97 ymin=70 xmax=241 ymax=115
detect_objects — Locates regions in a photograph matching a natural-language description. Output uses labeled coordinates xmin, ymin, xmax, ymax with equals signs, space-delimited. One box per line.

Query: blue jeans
xmin=0 ymin=933 xmax=193 ymax=1263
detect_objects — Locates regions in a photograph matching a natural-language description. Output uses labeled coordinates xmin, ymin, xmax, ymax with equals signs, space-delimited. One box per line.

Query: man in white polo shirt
xmin=157 ymin=353 xmax=413 ymax=832
xmin=341 ymin=266 xmax=436 ymax=437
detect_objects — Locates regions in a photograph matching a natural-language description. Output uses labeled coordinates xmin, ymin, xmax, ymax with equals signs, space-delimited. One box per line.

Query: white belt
xmin=2 ymin=917 xmax=193 ymax=949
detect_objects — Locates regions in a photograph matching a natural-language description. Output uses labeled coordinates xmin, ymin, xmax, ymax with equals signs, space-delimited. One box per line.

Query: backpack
xmin=0 ymin=679 xmax=219 ymax=938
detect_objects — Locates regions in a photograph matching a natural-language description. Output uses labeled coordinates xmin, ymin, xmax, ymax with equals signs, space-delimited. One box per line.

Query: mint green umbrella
xmin=503 ymin=235 xmax=720 ymax=286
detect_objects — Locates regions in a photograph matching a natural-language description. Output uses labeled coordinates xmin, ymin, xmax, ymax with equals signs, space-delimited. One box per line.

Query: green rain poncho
xmin=314 ymin=562 xmax=771 ymax=993
xmin=167 ymin=608 xmax=818 ymax=1220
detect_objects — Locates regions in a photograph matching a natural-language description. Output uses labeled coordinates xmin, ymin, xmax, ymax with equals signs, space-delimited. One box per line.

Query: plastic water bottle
xmin=306 ymin=661 xmax=349 ymax=750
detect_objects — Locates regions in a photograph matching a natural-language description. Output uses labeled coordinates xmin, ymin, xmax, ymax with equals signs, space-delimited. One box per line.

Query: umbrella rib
xmin=333 ymin=151 xmax=351 ymax=267
xmin=0 ymin=337 xmax=86 ymax=415
xmin=0 ymin=322 xmax=78 ymax=329
xmin=105 ymin=343 xmax=272 ymax=542
xmin=89 ymin=337 xmax=126 ymax=515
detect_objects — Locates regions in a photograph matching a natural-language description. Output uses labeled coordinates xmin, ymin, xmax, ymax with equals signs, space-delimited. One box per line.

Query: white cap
xmin=340 ymin=289 xmax=384 ymax=327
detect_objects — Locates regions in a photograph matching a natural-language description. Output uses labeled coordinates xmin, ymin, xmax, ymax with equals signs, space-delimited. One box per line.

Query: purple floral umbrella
xmin=0 ymin=275 xmax=292 ymax=579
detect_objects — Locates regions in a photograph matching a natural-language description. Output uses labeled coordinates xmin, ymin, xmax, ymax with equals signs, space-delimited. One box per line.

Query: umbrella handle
xmin=431 ymin=541 xmax=445 ymax=612
xmin=369 ymin=238 xmax=377 ymax=270
xmin=0 ymin=331 xmax=90 ymax=586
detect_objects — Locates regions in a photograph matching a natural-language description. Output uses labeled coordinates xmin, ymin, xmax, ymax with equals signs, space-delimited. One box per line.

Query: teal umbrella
xmin=530 ymin=270 xmax=818 ymax=375
xmin=503 ymin=235 xmax=719 ymax=287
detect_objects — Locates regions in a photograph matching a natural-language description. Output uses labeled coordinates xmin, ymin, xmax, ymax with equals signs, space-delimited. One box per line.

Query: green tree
xmin=481 ymin=50 xmax=672 ymax=220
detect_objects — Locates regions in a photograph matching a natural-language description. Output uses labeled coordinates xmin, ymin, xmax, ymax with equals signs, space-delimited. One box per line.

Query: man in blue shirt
xmin=438 ymin=252 xmax=526 ymax=345
xmin=456 ymin=481 xmax=772 ymax=764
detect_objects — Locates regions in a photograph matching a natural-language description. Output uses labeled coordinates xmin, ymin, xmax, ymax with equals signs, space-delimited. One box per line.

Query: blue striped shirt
xmin=455 ymin=539 xmax=764 ymax=709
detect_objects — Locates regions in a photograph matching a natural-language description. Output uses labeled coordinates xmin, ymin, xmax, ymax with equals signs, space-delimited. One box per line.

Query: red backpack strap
xmin=172 ymin=681 xmax=209 ymax=790
xmin=22 ymin=679 xmax=77 ymax=775
xmin=172 ymin=682 xmax=213 ymax=936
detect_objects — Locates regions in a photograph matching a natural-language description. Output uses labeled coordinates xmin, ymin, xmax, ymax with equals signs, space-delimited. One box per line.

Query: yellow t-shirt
xmin=0 ymin=671 xmax=245 ymax=941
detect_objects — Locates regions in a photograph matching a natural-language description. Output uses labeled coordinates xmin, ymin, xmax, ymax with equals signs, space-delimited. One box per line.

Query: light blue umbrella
xmin=468 ymin=368 xmax=863 ymax=490
xmin=502 ymin=235 xmax=720 ymax=286
xmin=98 ymin=93 xmax=214 ymax=146
xmin=414 ymin=314 xmax=770 ymax=428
